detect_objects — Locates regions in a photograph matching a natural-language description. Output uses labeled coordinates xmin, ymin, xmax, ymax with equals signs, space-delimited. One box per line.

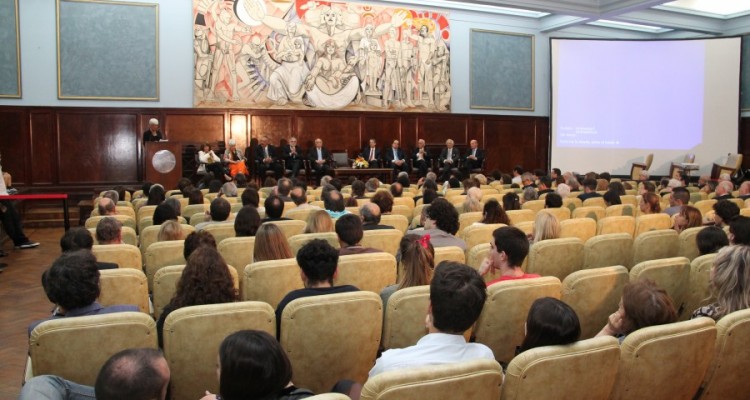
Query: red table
xmin=0 ymin=193 xmax=70 ymax=231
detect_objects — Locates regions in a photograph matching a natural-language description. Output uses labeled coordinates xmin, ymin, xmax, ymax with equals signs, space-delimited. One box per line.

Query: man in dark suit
xmin=384 ymin=139 xmax=408 ymax=174
xmin=438 ymin=139 xmax=460 ymax=181
xmin=360 ymin=138 xmax=381 ymax=168
xmin=412 ymin=138 xmax=431 ymax=179
xmin=461 ymin=139 xmax=484 ymax=175
xmin=308 ymin=138 xmax=332 ymax=182
xmin=282 ymin=136 xmax=304 ymax=178
xmin=254 ymin=135 xmax=283 ymax=179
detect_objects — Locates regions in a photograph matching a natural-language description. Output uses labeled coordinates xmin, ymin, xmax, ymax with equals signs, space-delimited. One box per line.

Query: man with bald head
xmin=255 ymin=135 xmax=283 ymax=179
xmin=360 ymin=203 xmax=394 ymax=230
xmin=738 ymin=181 xmax=750 ymax=200
xmin=439 ymin=139 xmax=460 ymax=181
xmin=461 ymin=139 xmax=484 ymax=175
xmin=97 ymin=197 xmax=117 ymax=216
xmin=308 ymin=138 xmax=332 ymax=182
xmin=412 ymin=138 xmax=431 ymax=179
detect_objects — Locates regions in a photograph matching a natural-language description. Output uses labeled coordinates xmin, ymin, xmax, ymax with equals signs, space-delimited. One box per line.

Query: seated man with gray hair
xmin=360 ymin=203 xmax=393 ymax=231
xmin=96 ymin=217 xmax=123 ymax=245
xmin=97 ymin=197 xmax=117 ymax=216
xmin=715 ymin=180 xmax=734 ymax=200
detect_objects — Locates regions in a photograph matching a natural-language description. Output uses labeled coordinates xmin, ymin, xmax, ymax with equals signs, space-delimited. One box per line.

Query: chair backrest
xmin=335 ymin=253 xmax=397 ymax=293
xmin=562 ymin=197 xmax=582 ymax=213
xmin=381 ymin=285 xmax=430 ymax=350
xmin=582 ymin=197 xmax=607 ymax=208
xmin=700 ymin=309 xmax=750 ymax=400
xmin=611 ymin=318 xmax=717 ymax=400
xmin=285 ymin=208 xmax=318 ymax=223
xmin=693 ymin=199 xmax=717 ymax=217
xmin=91 ymin=244 xmax=142 ymax=270
xmin=189 ymin=212 xmax=210 ymax=227
xmin=605 ymin=204 xmax=635 ymax=217
xmin=162 ymin=302 xmax=275 ymax=400
xmin=597 ymin=215 xmax=636 ymax=237
xmin=559 ymin=218 xmax=596 ymax=243
xmin=458 ymin=212 xmax=484 ymax=235
xmin=584 ymin=233 xmax=633 ymax=269
xmin=527 ymin=238 xmax=584 ymax=281
xmin=280 ymin=291 xmax=383 ymax=394
xmin=267 ymin=219 xmax=307 ymax=239
xmin=332 ymin=152 xmax=348 ymax=166
xmin=242 ymin=258 xmax=304 ymax=308
xmin=539 ymin=207 xmax=571 ymax=221
xmin=393 ymin=196 xmax=415 ymax=209
xmin=378 ymin=214 xmax=409 ymax=234
xmin=360 ymin=229 xmax=403 ymax=256
xmin=98 ymin=268 xmax=150 ymax=314
xmin=152 ymin=264 xmax=240 ymax=320
xmin=217 ymin=236 xmax=255 ymax=277
xmin=678 ymin=226 xmax=704 ymax=261
xmin=462 ymin=223 xmax=504 ymax=252
xmin=89 ymin=226 xmax=137 ymax=246
xmin=434 ymin=246 xmax=466 ymax=265
xmin=474 ymin=277 xmax=562 ymax=364
xmin=501 ymin=336 xmax=620 ymax=400
xmin=288 ymin=232 xmax=340 ymax=254
xmin=506 ymin=209 xmax=535 ymax=225
xmin=644 ymin=153 xmax=654 ymax=169
xmin=683 ymin=253 xmax=717 ymax=322
xmin=521 ymin=199 xmax=545 ymax=214
xmin=182 ymin=204 xmax=207 ymax=220
xmin=562 ymin=266 xmax=629 ymax=338
xmin=632 ymin=229 xmax=679 ymax=266
xmin=85 ymin=215 xmax=137 ymax=231
xmin=144 ymin=240 xmax=186 ymax=288
xmin=29 ymin=312 xmax=157 ymax=385
xmin=136 ymin=205 xmax=158 ymax=223
xmin=138 ymin=224 xmax=195 ymax=259
xmin=391 ymin=205 xmax=412 ymax=219
xmin=634 ymin=213 xmax=672 ymax=237
xmin=630 ymin=256 xmax=691 ymax=315
xmin=202 ymin=222 xmax=236 ymax=244
xmin=466 ymin=243 xmax=503 ymax=284
xmin=360 ymin=359 xmax=504 ymax=400
xmin=571 ymin=206 xmax=605 ymax=221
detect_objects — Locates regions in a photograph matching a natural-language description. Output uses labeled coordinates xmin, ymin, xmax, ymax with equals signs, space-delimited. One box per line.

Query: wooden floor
xmin=0 ymin=227 xmax=66 ymax=399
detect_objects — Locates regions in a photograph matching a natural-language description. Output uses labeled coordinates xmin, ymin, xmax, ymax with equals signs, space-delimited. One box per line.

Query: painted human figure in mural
xmin=267 ymin=23 xmax=310 ymax=105
xmin=194 ymin=27 xmax=212 ymax=96
xmin=407 ymin=23 xmax=437 ymax=107
xmin=304 ymin=39 xmax=359 ymax=108
xmin=358 ymin=24 xmax=382 ymax=96
xmin=207 ymin=9 xmax=249 ymax=101
xmin=432 ymin=42 xmax=451 ymax=111
xmin=399 ymin=32 xmax=416 ymax=108
xmin=382 ymin=26 xmax=401 ymax=108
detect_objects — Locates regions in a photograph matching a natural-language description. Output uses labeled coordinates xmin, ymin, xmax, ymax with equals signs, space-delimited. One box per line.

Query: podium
xmin=145 ymin=141 xmax=182 ymax=190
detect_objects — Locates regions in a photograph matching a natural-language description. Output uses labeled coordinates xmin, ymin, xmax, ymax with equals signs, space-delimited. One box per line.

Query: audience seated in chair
xmin=95 ymin=217 xmax=122 ymax=246
xmin=234 ymin=206 xmax=261 ymax=237
xmin=517 ymin=297 xmax=581 ymax=355
xmin=60 ymin=228 xmax=117 ymax=270
xmin=291 ymin=186 xmax=320 ymax=210
xmin=673 ymin=205 xmax=702 ymax=234
xmin=370 ymin=191 xmax=394 ymax=215
xmin=696 ymin=226 xmax=729 ymax=256
xmin=544 ymin=193 xmax=563 ymax=209
xmin=639 ymin=192 xmax=661 ymax=215
xmin=712 ymin=200 xmax=740 ymax=228
xmin=530 ymin=212 xmax=560 ymax=244
xmin=262 ymin=195 xmax=291 ymax=223
xmin=729 ymin=216 xmax=750 ymax=246
xmin=323 ymin=190 xmax=350 ymax=219
xmin=714 ymin=180 xmax=734 ymax=200
xmin=337 ymin=214 xmax=382 ymax=256
xmin=157 ymin=220 xmax=185 ymax=241
xmin=253 ymin=224 xmax=293 ymax=262
xmin=477 ymin=200 xmax=510 ymax=225
xmin=29 ymin=250 xmax=138 ymax=335
xmin=360 ymin=203 xmax=393 ymax=231
xmin=152 ymin=203 xmax=178 ymax=226
xmin=97 ymin=197 xmax=117 ymax=216
xmin=304 ymin=210 xmax=334 ymax=234
xmin=195 ymin=197 xmax=233 ymax=231
xmin=478 ymin=226 xmax=539 ymax=287
xmin=664 ymin=187 xmax=690 ymax=216
xmin=692 ymin=245 xmax=750 ymax=321
xmin=380 ymin=234 xmax=434 ymax=308
xmin=407 ymin=198 xmax=465 ymax=250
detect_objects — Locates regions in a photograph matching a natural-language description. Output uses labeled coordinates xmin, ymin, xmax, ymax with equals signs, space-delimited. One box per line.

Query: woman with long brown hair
xmin=253 ymin=223 xmax=293 ymax=262
xmin=380 ymin=234 xmax=435 ymax=308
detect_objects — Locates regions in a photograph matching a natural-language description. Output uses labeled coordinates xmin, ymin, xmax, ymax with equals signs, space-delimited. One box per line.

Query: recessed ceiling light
xmin=656 ymin=0 xmax=750 ymax=19
xmin=374 ymin=0 xmax=550 ymax=18
xmin=587 ymin=19 xmax=672 ymax=33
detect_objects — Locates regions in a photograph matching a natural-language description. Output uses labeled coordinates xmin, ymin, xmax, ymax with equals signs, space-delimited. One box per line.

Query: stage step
xmin=22 ymin=205 xmax=80 ymax=229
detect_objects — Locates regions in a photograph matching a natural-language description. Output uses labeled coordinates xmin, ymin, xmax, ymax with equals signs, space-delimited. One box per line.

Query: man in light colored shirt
xmin=369 ymin=261 xmax=494 ymax=377
xmin=290 ymin=186 xmax=320 ymax=210
xmin=195 ymin=197 xmax=233 ymax=231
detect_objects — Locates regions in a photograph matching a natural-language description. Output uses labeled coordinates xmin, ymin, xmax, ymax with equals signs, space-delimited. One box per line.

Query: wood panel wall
xmin=0 ymin=106 xmax=551 ymax=196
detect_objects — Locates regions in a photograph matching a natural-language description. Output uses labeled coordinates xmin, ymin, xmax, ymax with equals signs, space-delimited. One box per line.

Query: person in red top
xmin=478 ymin=226 xmax=540 ymax=286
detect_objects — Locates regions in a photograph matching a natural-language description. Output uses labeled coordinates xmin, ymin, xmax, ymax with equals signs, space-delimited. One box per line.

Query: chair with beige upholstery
xmin=434 ymin=246 xmax=466 ymax=265
xmin=91 ymin=244 xmax=142 ymax=270
xmin=678 ymin=226 xmax=704 ymax=261
xmin=513 ymin=221 xmax=534 ymax=236
xmin=562 ymin=197 xmax=582 ymax=213
xmin=288 ymin=232 xmax=340 ymax=254
xmin=280 ymin=291 xmax=383 ymax=394
xmin=136 ymin=205 xmax=158 ymax=224
xmin=144 ymin=240 xmax=186 ymax=288
xmin=138 ymin=224 xmax=194 ymax=259
xmin=527 ymin=238 xmax=584 ymax=281
xmin=85 ymin=215 xmax=136 ymax=231
xmin=152 ymin=264 xmax=241 ymax=320
xmin=285 ymin=208 xmax=318 ymax=223
xmin=539 ymin=207 xmax=571 ymax=221
xmin=693 ymin=199 xmax=718 ymax=218
xmin=462 ymin=224 xmax=504 ymax=252
xmin=88 ymin=227 xmax=137 ymax=247
xmin=474 ymin=277 xmax=562 ymax=364
xmin=501 ymin=336 xmax=620 ymax=400
xmin=242 ymin=258 xmax=304 ymax=309
xmin=267 ymin=219 xmax=307 ymax=239
xmin=360 ymin=359 xmax=503 ymax=400
xmin=217 ymin=236 xmax=255 ymax=277
xmin=139 ymin=216 xmax=188 ymax=232
xmin=582 ymin=197 xmax=607 ymax=208
xmin=710 ymin=153 xmax=743 ymax=180
xmin=571 ymin=206 xmax=605 ymax=221
xmin=634 ymin=214 xmax=672 ymax=237
xmin=360 ymin=229 xmax=403 ymax=256
xmin=597 ymin=215 xmax=636 ymax=237
xmin=393 ymin=196 xmax=415 ymax=210
xmin=605 ymin=204 xmax=635 ymax=217
xmin=335 ymin=253 xmax=397 ymax=293
xmin=583 ymin=233 xmax=633 ymax=269
xmin=98 ymin=268 xmax=150 ymax=314
xmin=562 ymin=266 xmax=629 ymax=338
xmin=632 ymin=229 xmax=679 ymax=266
xmin=378 ymin=214 xmax=409 ymax=234
xmin=698 ymin=309 xmax=750 ymax=400
xmin=381 ymin=285 xmax=430 ymax=350
xmin=466 ymin=243 xmax=503 ymax=284
xmin=610 ymin=318 xmax=716 ymax=400
xmin=391 ymin=205 xmax=412 ymax=219
xmin=629 ymin=153 xmax=653 ymax=180
xmin=683 ymin=253 xmax=717 ymax=322
xmin=202 ymin=223 xmax=236 ymax=244
xmin=630 ymin=256 xmax=691 ymax=315
xmin=506 ymin=209 xmax=535 ymax=225
xmin=306 ymin=394 xmax=351 ymax=400
xmin=28 ymin=313 xmax=157 ymax=385
xmin=458 ymin=212 xmax=484 ymax=235
xmin=521 ymin=199 xmax=545 ymax=214
xmin=162 ymin=302 xmax=275 ymax=400
xmin=559 ymin=218 xmax=596 ymax=243
xmin=189 ymin=212 xmax=210 ymax=227
xmin=182 ymin=204 xmax=207 ymax=221
xmin=91 ymin=204 xmax=136 ymax=219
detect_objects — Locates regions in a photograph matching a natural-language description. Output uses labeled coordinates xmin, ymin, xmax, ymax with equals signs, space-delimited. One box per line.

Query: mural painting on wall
xmin=193 ymin=0 xmax=451 ymax=112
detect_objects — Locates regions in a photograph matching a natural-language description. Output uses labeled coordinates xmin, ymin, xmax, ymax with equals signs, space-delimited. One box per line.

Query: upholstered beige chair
xmin=392 ymin=196 xmax=415 ymax=210
xmin=98 ymin=268 xmax=150 ymax=314
xmin=412 ymin=204 xmax=427 ymax=219
xmin=434 ymin=246 xmax=466 ymax=265
xmin=306 ymin=394 xmax=352 ymax=400
xmin=710 ymin=153 xmax=743 ymax=179
xmin=288 ymin=232 xmax=340 ymax=254
xmin=88 ymin=226 xmax=137 ymax=246
xmin=458 ymin=212 xmax=484 ymax=235
xmin=379 ymin=214 xmax=410 ymax=233
xmin=611 ymin=318 xmax=716 ymax=400
xmin=631 ymin=228 xmax=679 ymax=265
xmin=138 ymin=216 xmax=188 ymax=231
xmin=506 ymin=209 xmax=535 ymax=225
xmin=85 ymin=215 xmax=136 ymax=231
xmin=267 ymin=219 xmax=307 ymax=239
xmin=629 ymin=153 xmax=653 ymax=180
xmin=242 ymin=258 xmax=303 ymax=309
xmin=514 ymin=221 xmax=534 ymax=236
xmin=335 ymin=253 xmax=397 ymax=293
xmin=285 ymin=208 xmax=317 ymax=223
xmin=91 ymin=204 xmax=136 ymax=219
xmin=280 ymin=291 xmax=383 ymax=394
xmin=29 ymin=312 xmax=157 ymax=385
xmin=683 ymin=253 xmax=717 ymax=322
xmin=217 ymin=236 xmax=255 ymax=277
xmin=562 ymin=266 xmax=629 ymax=338
xmin=678 ymin=226 xmax=704 ymax=261
xmin=630 ymin=256 xmax=691 ymax=315
xmin=597 ymin=215 xmax=636 ymax=237
xmin=360 ymin=359 xmax=503 ymax=400
xmin=521 ymin=199 xmax=545 ymax=214
xmin=693 ymin=199 xmax=718 ymax=218
xmin=91 ymin=244 xmax=142 ymax=270
xmin=501 ymin=336 xmax=620 ymax=400
xmin=634 ymin=214 xmax=672 ymax=237
xmin=582 ymin=197 xmax=607 ymax=208
xmin=144 ymin=240 xmax=186 ymax=288
xmin=381 ymin=285 xmax=430 ymax=350
xmin=539 ymin=207 xmax=571 ymax=221
xmin=605 ymin=204 xmax=635 ymax=217
xmin=391 ymin=205 xmax=412 ymax=219
xmin=527 ymin=238 xmax=584 ymax=281
xmin=474 ymin=277 xmax=562 ymax=364
xmin=562 ymin=197 xmax=582 ymax=213
xmin=152 ymin=264 xmax=240 ymax=320
xmin=559 ymin=218 xmax=596 ymax=243
xmin=136 ymin=205 xmax=157 ymax=224
xmin=162 ymin=302 xmax=275 ymax=400
xmin=182 ymin=204 xmax=208 ymax=221
xmin=189 ymin=212 xmax=210 ymax=227
xmin=138 ymin=224 xmax=194 ymax=259
xmin=202 ymin=223 xmax=236 ymax=244
xmin=466 ymin=243 xmax=503 ymax=283
xmin=698 ymin=309 xmax=750 ymax=400
xmin=360 ymin=229 xmax=403 ymax=256
xmin=462 ymin=223 xmax=504 ymax=252
xmin=584 ymin=233 xmax=633 ymax=269
xmin=571 ymin=206 xmax=605 ymax=221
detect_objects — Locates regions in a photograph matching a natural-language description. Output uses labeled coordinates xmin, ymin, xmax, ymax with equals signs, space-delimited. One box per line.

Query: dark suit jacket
xmin=439 ymin=147 xmax=461 ymax=165
xmin=254 ymin=145 xmax=279 ymax=163
xmin=362 ymin=223 xmax=394 ymax=230
xmin=464 ymin=148 xmax=485 ymax=164
xmin=360 ymin=146 xmax=381 ymax=162
xmin=384 ymin=147 xmax=406 ymax=166
xmin=282 ymin=144 xmax=303 ymax=162
xmin=308 ymin=147 xmax=332 ymax=163
xmin=412 ymin=147 xmax=431 ymax=163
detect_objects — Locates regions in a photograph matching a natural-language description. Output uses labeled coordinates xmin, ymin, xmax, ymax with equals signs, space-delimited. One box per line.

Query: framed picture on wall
xmin=56 ymin=0 xmax=159 ymax=100
xmin=0 ymin=0 xmax=21 ymax=98
xmin=470 ymin=29 xmax=534 ymax=111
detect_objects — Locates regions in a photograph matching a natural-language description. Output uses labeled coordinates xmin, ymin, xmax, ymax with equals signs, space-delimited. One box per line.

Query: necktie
xmin=448 ymin=149 xmax=452 ymax=160
xmin=370 ymin=148 xmax=375 ymax=161
xmin=264 ymin=147 xmax=269 ymax=159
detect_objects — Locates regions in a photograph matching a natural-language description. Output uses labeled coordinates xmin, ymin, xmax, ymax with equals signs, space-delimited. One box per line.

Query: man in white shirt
xmin=369 ymin=261 xmax=494 ymax=377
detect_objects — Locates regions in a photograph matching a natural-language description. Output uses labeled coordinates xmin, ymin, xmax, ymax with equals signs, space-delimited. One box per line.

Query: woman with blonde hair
xmin=253 ymin=223 xmax=293 ymax=262
xmin=380 ymin=234 xmax=435 ymax=308
xmin=531 ymin=212 xmax=560 ymax=243
xmin=692 ymin=245 xmax=750 ymax=321
xmin=303 ymin=210 xmax=334 ymax=234
xmin=462 ymin=188 xmax=483 ymax=213
xmin=157 ymin=220 xmax=184 ymax=241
